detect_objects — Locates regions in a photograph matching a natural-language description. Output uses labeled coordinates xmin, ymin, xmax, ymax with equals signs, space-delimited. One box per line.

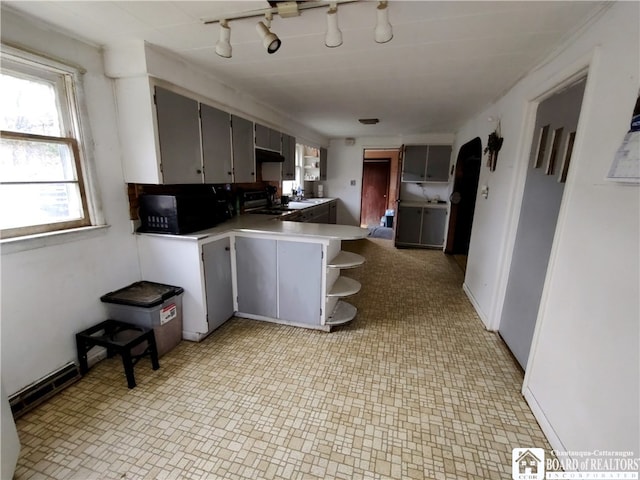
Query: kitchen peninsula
xmin=137 ymin=199 xmax=367 ymax=340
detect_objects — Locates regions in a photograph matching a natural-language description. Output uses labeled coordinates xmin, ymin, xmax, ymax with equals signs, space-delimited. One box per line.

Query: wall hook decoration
xmin=485 ymin=121 xmax=504 ymax=172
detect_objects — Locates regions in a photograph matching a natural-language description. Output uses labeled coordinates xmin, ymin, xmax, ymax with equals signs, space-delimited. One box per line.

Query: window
xmin=282 ymin=143 xmax=305 ymax=195
xmin=1 ymin=47 xmax=92 ymax=239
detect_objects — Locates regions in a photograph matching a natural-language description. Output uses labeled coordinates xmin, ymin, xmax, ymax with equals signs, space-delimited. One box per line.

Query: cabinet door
xmin=231 ymin=115 xmax=256 ymax=183
xmin=235 ymin=237 xmax=277 ymax=317
xmin=319 ymin=147 xmax=328 ymax=181
xmin=269 ymin=129 xmax=281 ymax=152
xmin=202 ymin=237 xmax=234 ymax=331
xmin=396 ymin=206 xmax=422 ymax=244
xmin=201 ymin=104 xmax=233 ymax=184
xmin=255 ymin=123 xmax=270 ymax=150
xmin=426 ymin=145 xmax=452 ymax=182
xmin=282 ymin=134 xmax=296 ymax=180
xmin=402 ymin=145 xmax=427 ymax=182
xmin=155 ymin=86 xmax=202 ymax=184
xmin=421 ymin=208 xmax=447 ymax=246
xmin=277 ymin=241 xmax=322 ymax=325
xmin=328 ymin=202 xmax=337 ymax=224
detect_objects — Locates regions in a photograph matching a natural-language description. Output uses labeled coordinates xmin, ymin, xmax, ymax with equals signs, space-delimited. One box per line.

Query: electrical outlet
xmin=350 ymin=180 xmax=356 ymax=186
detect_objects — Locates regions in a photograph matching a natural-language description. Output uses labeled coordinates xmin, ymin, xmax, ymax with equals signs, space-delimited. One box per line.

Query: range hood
xmin=256 ymin=148 xmax=285 ymax=163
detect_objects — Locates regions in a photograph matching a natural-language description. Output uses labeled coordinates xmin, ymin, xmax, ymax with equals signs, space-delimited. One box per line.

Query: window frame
xmin=1 ymin=45 xmax=94 ymax=239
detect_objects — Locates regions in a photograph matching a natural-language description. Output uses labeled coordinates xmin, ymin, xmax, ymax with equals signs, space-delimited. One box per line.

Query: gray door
xmin=235 ymin=236 xmax=277 ymax=318
xmin=277 ymin=241 xmax=322 ymax=325
xmin=201 ymin=104 xmax=232 ymax=184
xmin=203 ymin=237 xmax=234 ymax=332
xmin=155 ymin=86 xmax=202 ymax=184
xmin=499 ymin=78 xmax=586 ymax=369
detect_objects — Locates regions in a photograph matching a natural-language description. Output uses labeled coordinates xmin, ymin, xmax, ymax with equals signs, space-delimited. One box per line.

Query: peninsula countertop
xmin=137 ymin=198 xmax=368 ymax=242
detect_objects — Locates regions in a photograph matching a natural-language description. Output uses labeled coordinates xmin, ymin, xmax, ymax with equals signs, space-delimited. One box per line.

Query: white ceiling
xmin=4 ymin=1 xmax=606 ymax=138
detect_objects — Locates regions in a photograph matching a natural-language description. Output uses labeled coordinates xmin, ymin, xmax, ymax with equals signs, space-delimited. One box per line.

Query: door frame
xmin=490 ymin=63 xmax=592 ymax=335
xmin=445 ymin=137 xmax=482 ymax=254
xmin=360 ymin=148 xmax=402 ymax=228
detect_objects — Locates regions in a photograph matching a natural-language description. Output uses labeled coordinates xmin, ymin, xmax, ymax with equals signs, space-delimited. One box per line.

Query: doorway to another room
xmin=445 ymin=138 xmax=482 ymax=272
xmin=360 ymin=149 xmax=402 ymax=238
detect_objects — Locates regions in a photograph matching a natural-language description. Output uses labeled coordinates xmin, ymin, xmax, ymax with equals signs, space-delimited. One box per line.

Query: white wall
xmin=327 ymin=134 xmax=455 ymax=225
xmin=104 ymin=41 xmax=328 ymax=149
xmin=455 ymin=2 xmax=639 ymax=455
xmin=0 ymin=9 xmax=141 ymax=395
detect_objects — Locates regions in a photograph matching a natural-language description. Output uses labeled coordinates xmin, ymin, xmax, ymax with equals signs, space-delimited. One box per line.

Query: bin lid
xmin=100 ymin=281 xmax=184 ymax=308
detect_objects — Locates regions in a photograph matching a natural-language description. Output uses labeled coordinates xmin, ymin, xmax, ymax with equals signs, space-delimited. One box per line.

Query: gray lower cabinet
xmin=420 ymin=208 xmax=447 ymax=246
xmin=202 ymin=237 xmax=234 ymax=331
xmin=201 ymin=104 xmax=233 ymax=184
xmin=235 ymin=236 xmax=277 ymax=317
xmin=396 ymin=206 xmax=422 ymax=244
xmin=396 ymin=205 xmax=447 ymax=247
xmin=155 ymin=86 xmax=202 ymax=184
xmin=328 ymin=202 xmax=337 ymax=224
xmin=277 ymin=241 xmax=322 ymax=325
xmin=231 ymin=115 xmax=256 ymax=183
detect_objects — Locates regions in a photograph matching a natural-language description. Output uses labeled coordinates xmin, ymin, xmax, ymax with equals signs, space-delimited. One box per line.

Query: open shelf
xmin=327 ymin=276 xmax=361 ymax=297
xmin=326 ymin=300 xmax=357 ymax=326
xmin=328 ymin=251 xmax=365 ymax=269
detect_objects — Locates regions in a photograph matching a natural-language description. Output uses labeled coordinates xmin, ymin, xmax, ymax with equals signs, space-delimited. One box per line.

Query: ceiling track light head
xmin=325 ymin=3 xmax=343 ymax=48
xmin=215 ymin=20 xmax=232 ymax=58
xmin=374 ymin=1 xmax=393 ymax=44
xmin=256 ymin=17 xmax=281 ymax=54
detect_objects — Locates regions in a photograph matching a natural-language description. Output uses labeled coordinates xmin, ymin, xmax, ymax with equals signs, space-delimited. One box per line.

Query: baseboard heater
xmin=8 ymin=362 xmax=81 ymax=419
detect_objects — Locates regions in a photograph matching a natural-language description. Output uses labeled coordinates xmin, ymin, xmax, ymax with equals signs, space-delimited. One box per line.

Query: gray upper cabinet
xmin=282 ymin=134 xmax=296 ymax=180
xmin=232 ymin=115 xmax=256 ymax=183
xmin=402 ymin=145 xmax=428 ymax=182
xmin=319 ymin=147 xmax=328 ymax=181
xmin=200 ymin=103 xmax=233 ymax=184
xmin=426 ymin=146 xmax=452 ymax=182
xmin=255 ymin=123 xmax=281 ymax=152
xmin=202 ymin=237 xmax=234 ymax=331
xmin=402 ymin=144 xmax=452 ymax=183
xmin=154 ymin=86 xmax=202 ymax=184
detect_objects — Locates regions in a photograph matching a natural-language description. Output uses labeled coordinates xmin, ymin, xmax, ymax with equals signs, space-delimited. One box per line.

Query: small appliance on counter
xmin=137 ymin=190 xmax=230 ymax=234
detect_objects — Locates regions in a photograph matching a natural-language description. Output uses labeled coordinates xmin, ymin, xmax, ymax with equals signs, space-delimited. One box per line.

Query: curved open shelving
xmin=326 ymin=300 xmax=357 ymax=326
xmin=327 ymin=251 xmax=365 ymax=269
xmin=327 ymin=276 xmax=361 ymax=297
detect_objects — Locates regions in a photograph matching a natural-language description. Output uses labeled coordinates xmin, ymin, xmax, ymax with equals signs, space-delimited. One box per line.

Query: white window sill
xmin=1 ymin=225 xmax=110 ymax=255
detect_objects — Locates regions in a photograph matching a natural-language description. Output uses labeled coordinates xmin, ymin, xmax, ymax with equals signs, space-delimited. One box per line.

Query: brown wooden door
xmin=360 ymin=160 xmax=390 ymax=227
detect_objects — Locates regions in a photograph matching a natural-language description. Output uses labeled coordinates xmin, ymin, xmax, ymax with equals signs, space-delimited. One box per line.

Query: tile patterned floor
xmin=14 ymin=238 xmax=550 ymax=479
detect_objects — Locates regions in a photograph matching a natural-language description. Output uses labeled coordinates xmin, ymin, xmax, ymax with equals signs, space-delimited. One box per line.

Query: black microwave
xmin=137 ymin=194 xmax=225 ymax=234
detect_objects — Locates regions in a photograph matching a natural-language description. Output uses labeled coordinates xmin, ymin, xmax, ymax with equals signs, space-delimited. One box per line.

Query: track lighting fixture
xmin=256 ymin=14 xmax=281 ymax=54
xmin=202 ymin=0 xmax=393 ymax=58
xmin=325 ymin=3 xmax=343 ymax=48
xmin=374 ymin=1 xmax=393 ymax=44
xmin=215 ymin=20 xmax=232 ymax=58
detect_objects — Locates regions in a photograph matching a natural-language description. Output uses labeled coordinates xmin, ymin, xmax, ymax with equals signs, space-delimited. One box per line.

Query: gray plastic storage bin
xmin=100 ymin=281 xmax=184 ymax=357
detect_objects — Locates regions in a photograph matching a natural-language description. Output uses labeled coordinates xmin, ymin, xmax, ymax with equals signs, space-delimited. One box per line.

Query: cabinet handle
xmin=225 ymin=246 xmax=230 ymax=251
xmin=251 ymin=172 xmax=255 ymax=175
xmin=227 ymin=171 xmax=232 ymax=175
xmin=197 ymin=169 xmax=202 ymax=174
